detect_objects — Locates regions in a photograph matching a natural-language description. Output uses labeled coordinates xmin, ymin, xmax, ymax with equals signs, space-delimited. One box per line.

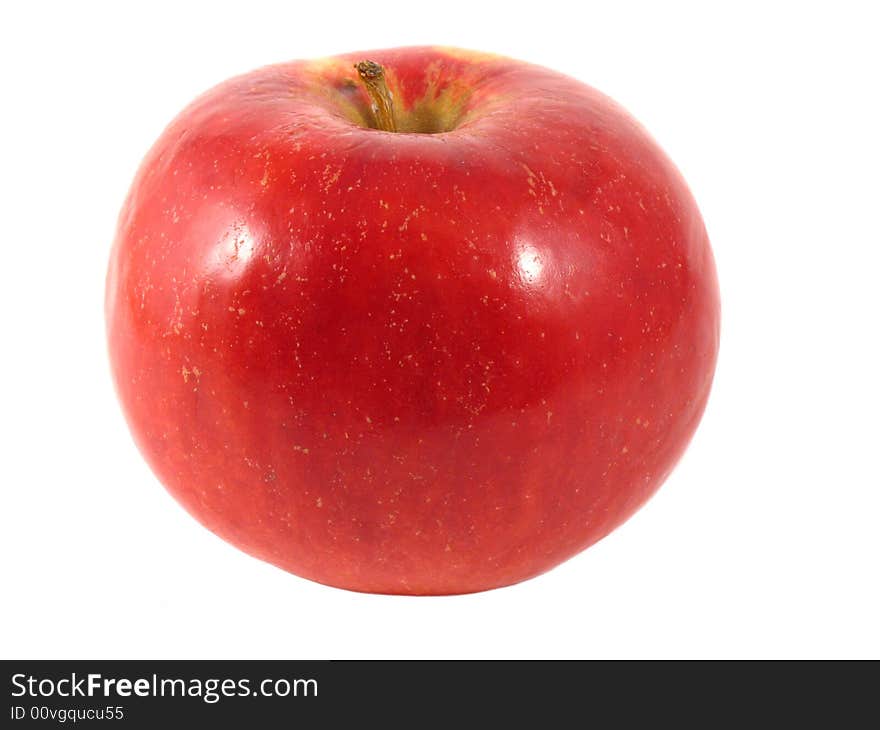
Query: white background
xmin=2 ymin=0 xmax=878 ymax=659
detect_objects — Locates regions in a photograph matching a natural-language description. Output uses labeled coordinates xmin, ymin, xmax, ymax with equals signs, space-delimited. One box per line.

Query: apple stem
xmin=355 ymin=60 xmax=397 ymax=132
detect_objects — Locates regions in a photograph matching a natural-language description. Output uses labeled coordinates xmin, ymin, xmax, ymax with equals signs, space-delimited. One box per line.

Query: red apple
xmin=106 ymin=46 xmax=720 ymax=595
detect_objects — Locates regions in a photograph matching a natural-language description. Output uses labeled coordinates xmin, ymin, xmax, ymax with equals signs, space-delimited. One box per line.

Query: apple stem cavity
xmin=355 ymin=60 xmax=397 ymax=132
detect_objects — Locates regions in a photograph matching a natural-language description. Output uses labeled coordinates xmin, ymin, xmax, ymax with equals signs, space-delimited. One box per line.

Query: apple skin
xmin=106 ymin=46 xmax=719 ymax=595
